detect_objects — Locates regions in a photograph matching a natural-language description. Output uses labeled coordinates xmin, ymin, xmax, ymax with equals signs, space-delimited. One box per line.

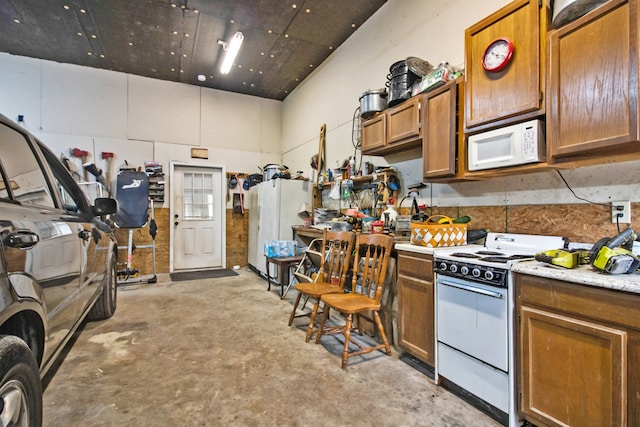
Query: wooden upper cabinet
xmin=361 ymin=96 xmax=422 ymax=155
xmin=361 ymin=113 xmax=386 ymax=154
xmin=547 ymin=0 xmax=640 ymax=164
xmin=387 ymin=96 xmax=421 ymax=146
xmin=464 ymin=0 xmax=546 ymax=131
xmin=423 ymin=79 xmax=466 ymax=181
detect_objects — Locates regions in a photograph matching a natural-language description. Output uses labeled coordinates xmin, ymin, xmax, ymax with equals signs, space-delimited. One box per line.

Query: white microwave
xmin=467 ymin=119 xmax=545 ymax=171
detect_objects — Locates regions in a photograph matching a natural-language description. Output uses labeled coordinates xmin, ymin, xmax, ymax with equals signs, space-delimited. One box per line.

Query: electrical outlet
xmin=611 ymin=200 xmax=631 ymax=223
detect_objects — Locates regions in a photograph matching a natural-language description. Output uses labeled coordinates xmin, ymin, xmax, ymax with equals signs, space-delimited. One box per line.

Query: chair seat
xmin=321 ymin=293 xmax=380 ymax=314
xmin=294 ymin=281 xmax=342 ymax=298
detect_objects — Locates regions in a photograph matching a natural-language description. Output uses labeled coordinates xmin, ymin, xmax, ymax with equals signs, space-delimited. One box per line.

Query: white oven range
xmin=433 ymin=232 xmax=565 ymax=426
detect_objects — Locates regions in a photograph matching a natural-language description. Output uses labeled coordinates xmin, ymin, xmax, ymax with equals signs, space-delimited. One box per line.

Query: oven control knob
xmin=439 ymin=262 xmax=447 ymax=271
xmin=449 ymin=264 xmax=458 ymax=273
xmin=485 ymin=270 xmax=494 ymax=280
xmin=472 ymin=268 xmax=481 ymax=278
xmin=460 ymin=266 xmax=469 ymax=275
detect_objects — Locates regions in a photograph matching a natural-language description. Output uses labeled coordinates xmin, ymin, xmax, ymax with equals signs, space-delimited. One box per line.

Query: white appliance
xmin=433 ymin=232 xmax=565 ymax=427
xmin=467 ymin=119 xmax=545 ymax=171
xmin=247 ymin=179 xmax=311 ymax=278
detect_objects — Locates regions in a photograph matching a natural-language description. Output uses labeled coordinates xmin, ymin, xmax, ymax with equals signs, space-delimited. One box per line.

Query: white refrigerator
xmin=248 ymin=179 xmax=312 ymax=278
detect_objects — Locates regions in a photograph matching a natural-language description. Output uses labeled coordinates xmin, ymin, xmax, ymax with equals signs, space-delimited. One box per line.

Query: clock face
xmin=482 ymin=37 xmax=514 ymax=72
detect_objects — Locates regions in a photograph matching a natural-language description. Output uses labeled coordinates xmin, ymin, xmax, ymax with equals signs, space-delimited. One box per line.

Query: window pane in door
xmin=182 ymin=171 xmax=216 ymax=220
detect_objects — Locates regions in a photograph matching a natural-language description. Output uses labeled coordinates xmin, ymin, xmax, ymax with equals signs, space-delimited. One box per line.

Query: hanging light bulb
xmin=219 ymin=31 xmax=244 ymax=74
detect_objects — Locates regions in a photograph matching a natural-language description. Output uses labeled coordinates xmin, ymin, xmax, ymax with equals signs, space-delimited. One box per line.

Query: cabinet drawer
xmin=516 ymin=273 xmax=640 ymax=330
xmin=397 ymin=252 xmax=433 ymax=280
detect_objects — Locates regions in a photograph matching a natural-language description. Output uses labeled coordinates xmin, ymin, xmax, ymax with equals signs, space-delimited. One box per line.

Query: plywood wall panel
xmin=117 ymin=207 xmax=250 ymax=276
xmin=429 ymin=203 xmax=640 ymax=244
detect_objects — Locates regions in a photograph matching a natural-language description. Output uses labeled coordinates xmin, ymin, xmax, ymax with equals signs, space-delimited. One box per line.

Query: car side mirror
xmin=92 ymin=197 xmax=118 ymax=216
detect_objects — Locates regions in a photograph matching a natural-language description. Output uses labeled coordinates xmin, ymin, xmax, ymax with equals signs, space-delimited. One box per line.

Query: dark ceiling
xmin=0 ymin=0 xmax=387 ymax=100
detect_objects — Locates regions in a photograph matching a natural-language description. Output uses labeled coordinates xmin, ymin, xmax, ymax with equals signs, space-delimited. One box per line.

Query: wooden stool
xmin=265 ymin=255 xmax=304 ymax=299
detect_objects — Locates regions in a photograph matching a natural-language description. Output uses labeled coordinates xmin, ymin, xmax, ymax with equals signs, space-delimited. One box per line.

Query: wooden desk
xmin=265 ymin=255 xmax=304 ymax=299
xmin=292 ymin=226 xmax=323 ymax=246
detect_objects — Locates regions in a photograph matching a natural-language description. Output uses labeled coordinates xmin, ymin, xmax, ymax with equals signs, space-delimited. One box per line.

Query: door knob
xmin=174 ymin=214 xmax=179 ymax=218
xmin=174 ymin=221 xmax=179 ymax=226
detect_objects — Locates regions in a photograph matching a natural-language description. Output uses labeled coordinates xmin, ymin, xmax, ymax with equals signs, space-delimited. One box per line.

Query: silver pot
xmin=552 ymin=0 xmax=607 ymax=28
xmin=263 ymin=164 xmax=280 ymax=180
xmin=359 ymin=89 xmax=388 ymax=119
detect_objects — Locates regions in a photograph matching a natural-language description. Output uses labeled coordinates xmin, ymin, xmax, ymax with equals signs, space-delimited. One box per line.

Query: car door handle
xmin=78 ymin=229 xmax=91 ymax=241
xmin=5 ymin=230 xmax=40 ymax=249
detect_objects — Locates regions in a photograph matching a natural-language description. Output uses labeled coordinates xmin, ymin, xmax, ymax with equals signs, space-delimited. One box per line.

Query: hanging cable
xmin=555 ymin=170 xmax=610 ymax=208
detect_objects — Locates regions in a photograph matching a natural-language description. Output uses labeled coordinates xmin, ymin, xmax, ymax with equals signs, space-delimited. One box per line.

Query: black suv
xmin=0 ymin=114 xmax=118 ymax=426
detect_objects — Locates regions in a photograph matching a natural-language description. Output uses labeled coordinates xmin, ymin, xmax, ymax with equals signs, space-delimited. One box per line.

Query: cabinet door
xmin=387 ymin=96 xmax=421 ymax=146
xmin=520 ymin=306 xmax=627 ymax=426
xmin=423 ymin=81 xmax=458 ymax=179
xmin=361 ymin=114 xmax=386 ymax=154
xmin=547 ymin=0 xmax=639 ymax=162
xmin=397 ymin=252 xmax=434 ymax=367
xmin=465 ymin=0 xmax=543 ymax=130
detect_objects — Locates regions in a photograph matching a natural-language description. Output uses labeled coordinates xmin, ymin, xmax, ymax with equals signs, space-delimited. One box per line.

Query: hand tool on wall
xmin=83 ymin=162 xmax=106 ymax=188
xmin=71 ymin=148 xmax=89 ymax=181
xmin=313 ymin=124 xmax=326 ymax=189
xmin=102 ymin=152 xmax=114 ymax=195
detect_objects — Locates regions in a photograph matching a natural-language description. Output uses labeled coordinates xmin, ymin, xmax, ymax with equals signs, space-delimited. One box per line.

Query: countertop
xmin=393 ymin=242 xmax=435 ymax=255
xmin=512 ymin=261 xmax=640 ymax=295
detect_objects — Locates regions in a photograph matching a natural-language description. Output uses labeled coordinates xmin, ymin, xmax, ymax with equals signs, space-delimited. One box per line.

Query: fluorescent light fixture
xmin=219 ymin=31 xmax=244 ymax=74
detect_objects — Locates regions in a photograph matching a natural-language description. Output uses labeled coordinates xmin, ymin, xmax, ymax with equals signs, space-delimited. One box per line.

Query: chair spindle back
xmin=350 ymin=233 xmax=394 ymax=303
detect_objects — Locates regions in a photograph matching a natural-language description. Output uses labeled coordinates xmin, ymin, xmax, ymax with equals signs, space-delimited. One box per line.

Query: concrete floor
xmin=43 ymin=269 xmax=502 ymax=426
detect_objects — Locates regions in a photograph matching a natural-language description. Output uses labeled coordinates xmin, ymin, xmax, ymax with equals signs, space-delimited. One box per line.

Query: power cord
xmin=556 ymin=171 xmax=609 ymax=207
xmin=556 ymin=170 xmax=621 ymax=232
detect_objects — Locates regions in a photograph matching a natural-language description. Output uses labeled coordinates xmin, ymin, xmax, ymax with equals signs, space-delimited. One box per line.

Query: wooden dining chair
xmin=288 ymin=229 xmax=356 ymax=342
xmin=315 ymin=233 xmax=395 ymax=369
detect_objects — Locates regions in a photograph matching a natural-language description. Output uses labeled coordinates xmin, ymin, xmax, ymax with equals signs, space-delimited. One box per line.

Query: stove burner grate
xmin=450 ymin=253 xmax=481 ymax=259
xmin=480 ymin=254 xmax=534 ymax=264
xmin=480 ymin=256 xmax=510 ymax=264
xmin=508 ymin=254 xmax=534 ymax=260
xmin=476 ymin=250 xmax=504 ymax=256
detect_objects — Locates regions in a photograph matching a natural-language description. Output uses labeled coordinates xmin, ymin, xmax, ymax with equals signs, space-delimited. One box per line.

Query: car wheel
xmin=0 ymin=335 xmax=42 ymax=427
xmin=87 ymin=253 xmax=117 ymax=321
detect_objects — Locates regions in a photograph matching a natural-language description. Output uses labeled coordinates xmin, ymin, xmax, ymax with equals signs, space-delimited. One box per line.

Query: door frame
xmin=169 ymin=161 xmax=227 ymax=272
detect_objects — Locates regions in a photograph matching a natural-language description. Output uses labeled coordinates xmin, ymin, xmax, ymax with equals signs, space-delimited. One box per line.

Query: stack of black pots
xmin=386 ymin=57 xmax=433 ymax=107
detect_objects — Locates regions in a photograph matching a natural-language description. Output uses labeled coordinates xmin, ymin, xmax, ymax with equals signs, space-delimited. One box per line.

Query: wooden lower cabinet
xmin=516 ymin=273 xmax=640 ymax=426
xmin=397 ymin=250 xmax=434 ymax=367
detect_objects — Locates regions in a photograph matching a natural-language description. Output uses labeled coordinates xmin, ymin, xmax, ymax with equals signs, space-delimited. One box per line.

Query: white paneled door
xmin=172 ymin=164 xmax=225 ymax=271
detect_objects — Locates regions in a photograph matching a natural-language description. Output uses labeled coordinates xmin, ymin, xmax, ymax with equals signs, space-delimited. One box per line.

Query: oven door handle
xmin=438 ymin=280 xmax=504 ymax=299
